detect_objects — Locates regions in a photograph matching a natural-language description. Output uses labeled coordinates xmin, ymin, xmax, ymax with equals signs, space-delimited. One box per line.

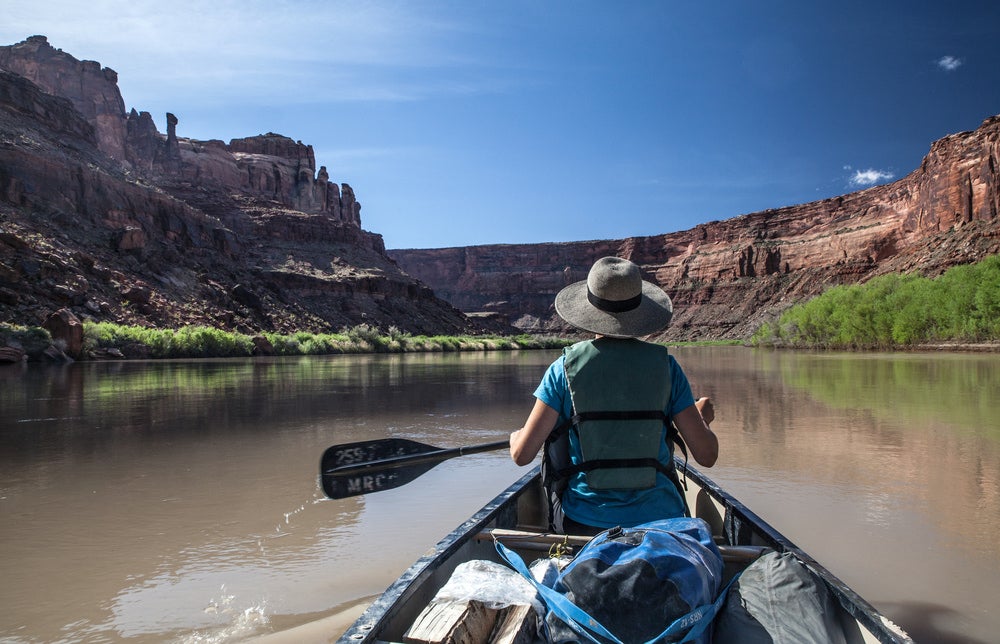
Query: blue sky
xmin=3 ymin=1 xmax=999 ymax=250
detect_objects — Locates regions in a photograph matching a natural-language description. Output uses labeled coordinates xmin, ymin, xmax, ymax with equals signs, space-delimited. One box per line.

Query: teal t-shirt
xmin=534 ymin=350 xmax=696 ymax=528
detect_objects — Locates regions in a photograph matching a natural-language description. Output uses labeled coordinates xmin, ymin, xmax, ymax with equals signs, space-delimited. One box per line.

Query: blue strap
xmin=496 ymin=541 xmax=622 ymax=643
xmin=496 ymin=540 xmax=741 ymax=644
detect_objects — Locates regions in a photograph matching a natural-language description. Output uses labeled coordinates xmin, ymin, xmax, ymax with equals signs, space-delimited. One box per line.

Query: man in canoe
xmin=509 ymin=256 xmax=718 ymax=534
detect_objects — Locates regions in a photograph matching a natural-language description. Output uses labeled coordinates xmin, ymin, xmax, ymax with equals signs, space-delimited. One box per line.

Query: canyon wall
xmin=0 ymin=36 xmax=495 ymax=341
xmin=3 ymin=35 xmax=997 ymax=346
xmin=0 ymin=36 xmax=360 ymax=223
xmin=390 ymin=115 xmax=1000 ymax=340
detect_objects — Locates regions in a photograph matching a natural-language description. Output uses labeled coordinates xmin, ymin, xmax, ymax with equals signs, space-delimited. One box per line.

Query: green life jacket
xmin=557 ymin=338 xmax=684 ymax=490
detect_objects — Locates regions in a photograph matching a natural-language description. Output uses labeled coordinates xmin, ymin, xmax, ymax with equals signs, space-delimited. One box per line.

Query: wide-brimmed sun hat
xmin=554 ymin=257 xmax=673 ymax=338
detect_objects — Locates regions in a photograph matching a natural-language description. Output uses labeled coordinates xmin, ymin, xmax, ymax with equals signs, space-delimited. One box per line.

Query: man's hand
xmin=695 ymin=396 xmax=714 ymax=425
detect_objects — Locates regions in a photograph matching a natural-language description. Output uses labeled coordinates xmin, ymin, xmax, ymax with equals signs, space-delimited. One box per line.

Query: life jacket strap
xmin=556 ymin=457 xmax=672 ymax=479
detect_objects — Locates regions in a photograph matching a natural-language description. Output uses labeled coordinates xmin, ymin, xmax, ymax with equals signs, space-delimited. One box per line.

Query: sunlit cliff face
xmin=391 ymin=115 xmax=1000 ymax=341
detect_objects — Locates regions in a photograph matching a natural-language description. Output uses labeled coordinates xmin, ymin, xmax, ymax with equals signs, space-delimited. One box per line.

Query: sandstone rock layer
xmin=0 ymin=36 xmax=492 ymax=336
xmin=390 ymin=115 xmax=1000 ymax=340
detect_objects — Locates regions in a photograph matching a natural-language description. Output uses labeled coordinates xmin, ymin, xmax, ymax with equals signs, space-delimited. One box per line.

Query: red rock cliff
xmin=390 ymin=114 xmax=1000 ymax=340
xmin=0 ymin=35 xmax=128 ymax=162
xmin=0 ymin=36 xmax=491 ymax=337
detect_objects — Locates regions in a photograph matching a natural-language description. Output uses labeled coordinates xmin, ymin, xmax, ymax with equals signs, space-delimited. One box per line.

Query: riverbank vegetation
xmin=752 ymin=255 xmax=1000 ymax=350
xmin=2 ymin=319 xmax=740 ymax=362
xmin=9 ymin=255 xmax=999 ymax=359
xmin=77 ymin=321 xmax=570 ymax=359
xmin=0 ymin=324 xmax=53 ymax=356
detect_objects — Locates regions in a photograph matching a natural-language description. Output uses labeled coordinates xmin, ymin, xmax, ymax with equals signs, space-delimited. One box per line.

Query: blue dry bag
xmin=498 ymin=517 xmax=726 ymax=644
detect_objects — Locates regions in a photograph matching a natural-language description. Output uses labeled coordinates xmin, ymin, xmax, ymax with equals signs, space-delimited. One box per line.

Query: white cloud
xmin=937 ymin=55 xmax=963 ymax=72
xmin=848 ymin=168 xmax=895 ymax=187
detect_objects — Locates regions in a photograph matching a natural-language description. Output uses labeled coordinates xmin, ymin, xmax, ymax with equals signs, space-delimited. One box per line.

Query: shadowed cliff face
xmin=0 ymin=36 xmax=499 ymax=337
xmin=390 ymin=115 xmax=1000 ymax=340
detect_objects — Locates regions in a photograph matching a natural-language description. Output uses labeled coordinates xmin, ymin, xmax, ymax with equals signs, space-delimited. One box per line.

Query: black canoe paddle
xmin=320 ymin=438 xmax=510 ymax=499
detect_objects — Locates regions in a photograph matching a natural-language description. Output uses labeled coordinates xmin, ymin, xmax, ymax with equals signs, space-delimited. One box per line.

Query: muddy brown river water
xmin=1 ymin=347 xmax=997 ymax=643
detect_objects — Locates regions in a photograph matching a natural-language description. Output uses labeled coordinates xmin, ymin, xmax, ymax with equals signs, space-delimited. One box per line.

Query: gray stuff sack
xmin=713 ymin=550 xmax=847 ymax=644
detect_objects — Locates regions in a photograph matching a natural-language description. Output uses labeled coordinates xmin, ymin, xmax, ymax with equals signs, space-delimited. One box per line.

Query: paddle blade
xmin=321 ymin=438 xmax=437 ymax=474
xmin=319 ymin=437 xmax=510 ymax=499
xmin=320 ymin=438 xmax=441 ymax=499
xmin=323 ymin=459 xmax=440 ymax=499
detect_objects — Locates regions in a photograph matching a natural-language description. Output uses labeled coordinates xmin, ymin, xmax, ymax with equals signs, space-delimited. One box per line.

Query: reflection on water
xmin=674 ymin=346 xmax=1000 ymax=643
xmin=1 ymin=348 xmax=998 ymax=643
xmin=0 ymin=353 xmax=544 ymax=643
xmin=778 ymin=351 xmax=1000 ymax=441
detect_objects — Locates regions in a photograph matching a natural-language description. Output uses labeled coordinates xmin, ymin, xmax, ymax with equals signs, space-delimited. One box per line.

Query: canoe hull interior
xmin=338 ymin=463 xmax=911 ymax=644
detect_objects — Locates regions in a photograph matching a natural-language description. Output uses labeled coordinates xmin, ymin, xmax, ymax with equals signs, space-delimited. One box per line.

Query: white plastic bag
xmin=433 ymin=559 xmax=544 ymax=615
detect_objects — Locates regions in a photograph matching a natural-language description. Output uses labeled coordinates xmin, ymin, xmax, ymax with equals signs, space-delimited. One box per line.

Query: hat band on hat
xmin=587 ymin=288 xmax=642 ymax=313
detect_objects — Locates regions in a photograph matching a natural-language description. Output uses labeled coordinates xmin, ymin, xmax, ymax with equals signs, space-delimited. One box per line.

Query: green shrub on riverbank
xmin=752 ymin=255 xmax=1000 ymax=349
xmin=0 ymin=323 xmax=53 ymax=357
xmin=81 ymin=321 xmax=569 ymax=359
xmin=86 ymin=322 xmax=256 ymax=358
